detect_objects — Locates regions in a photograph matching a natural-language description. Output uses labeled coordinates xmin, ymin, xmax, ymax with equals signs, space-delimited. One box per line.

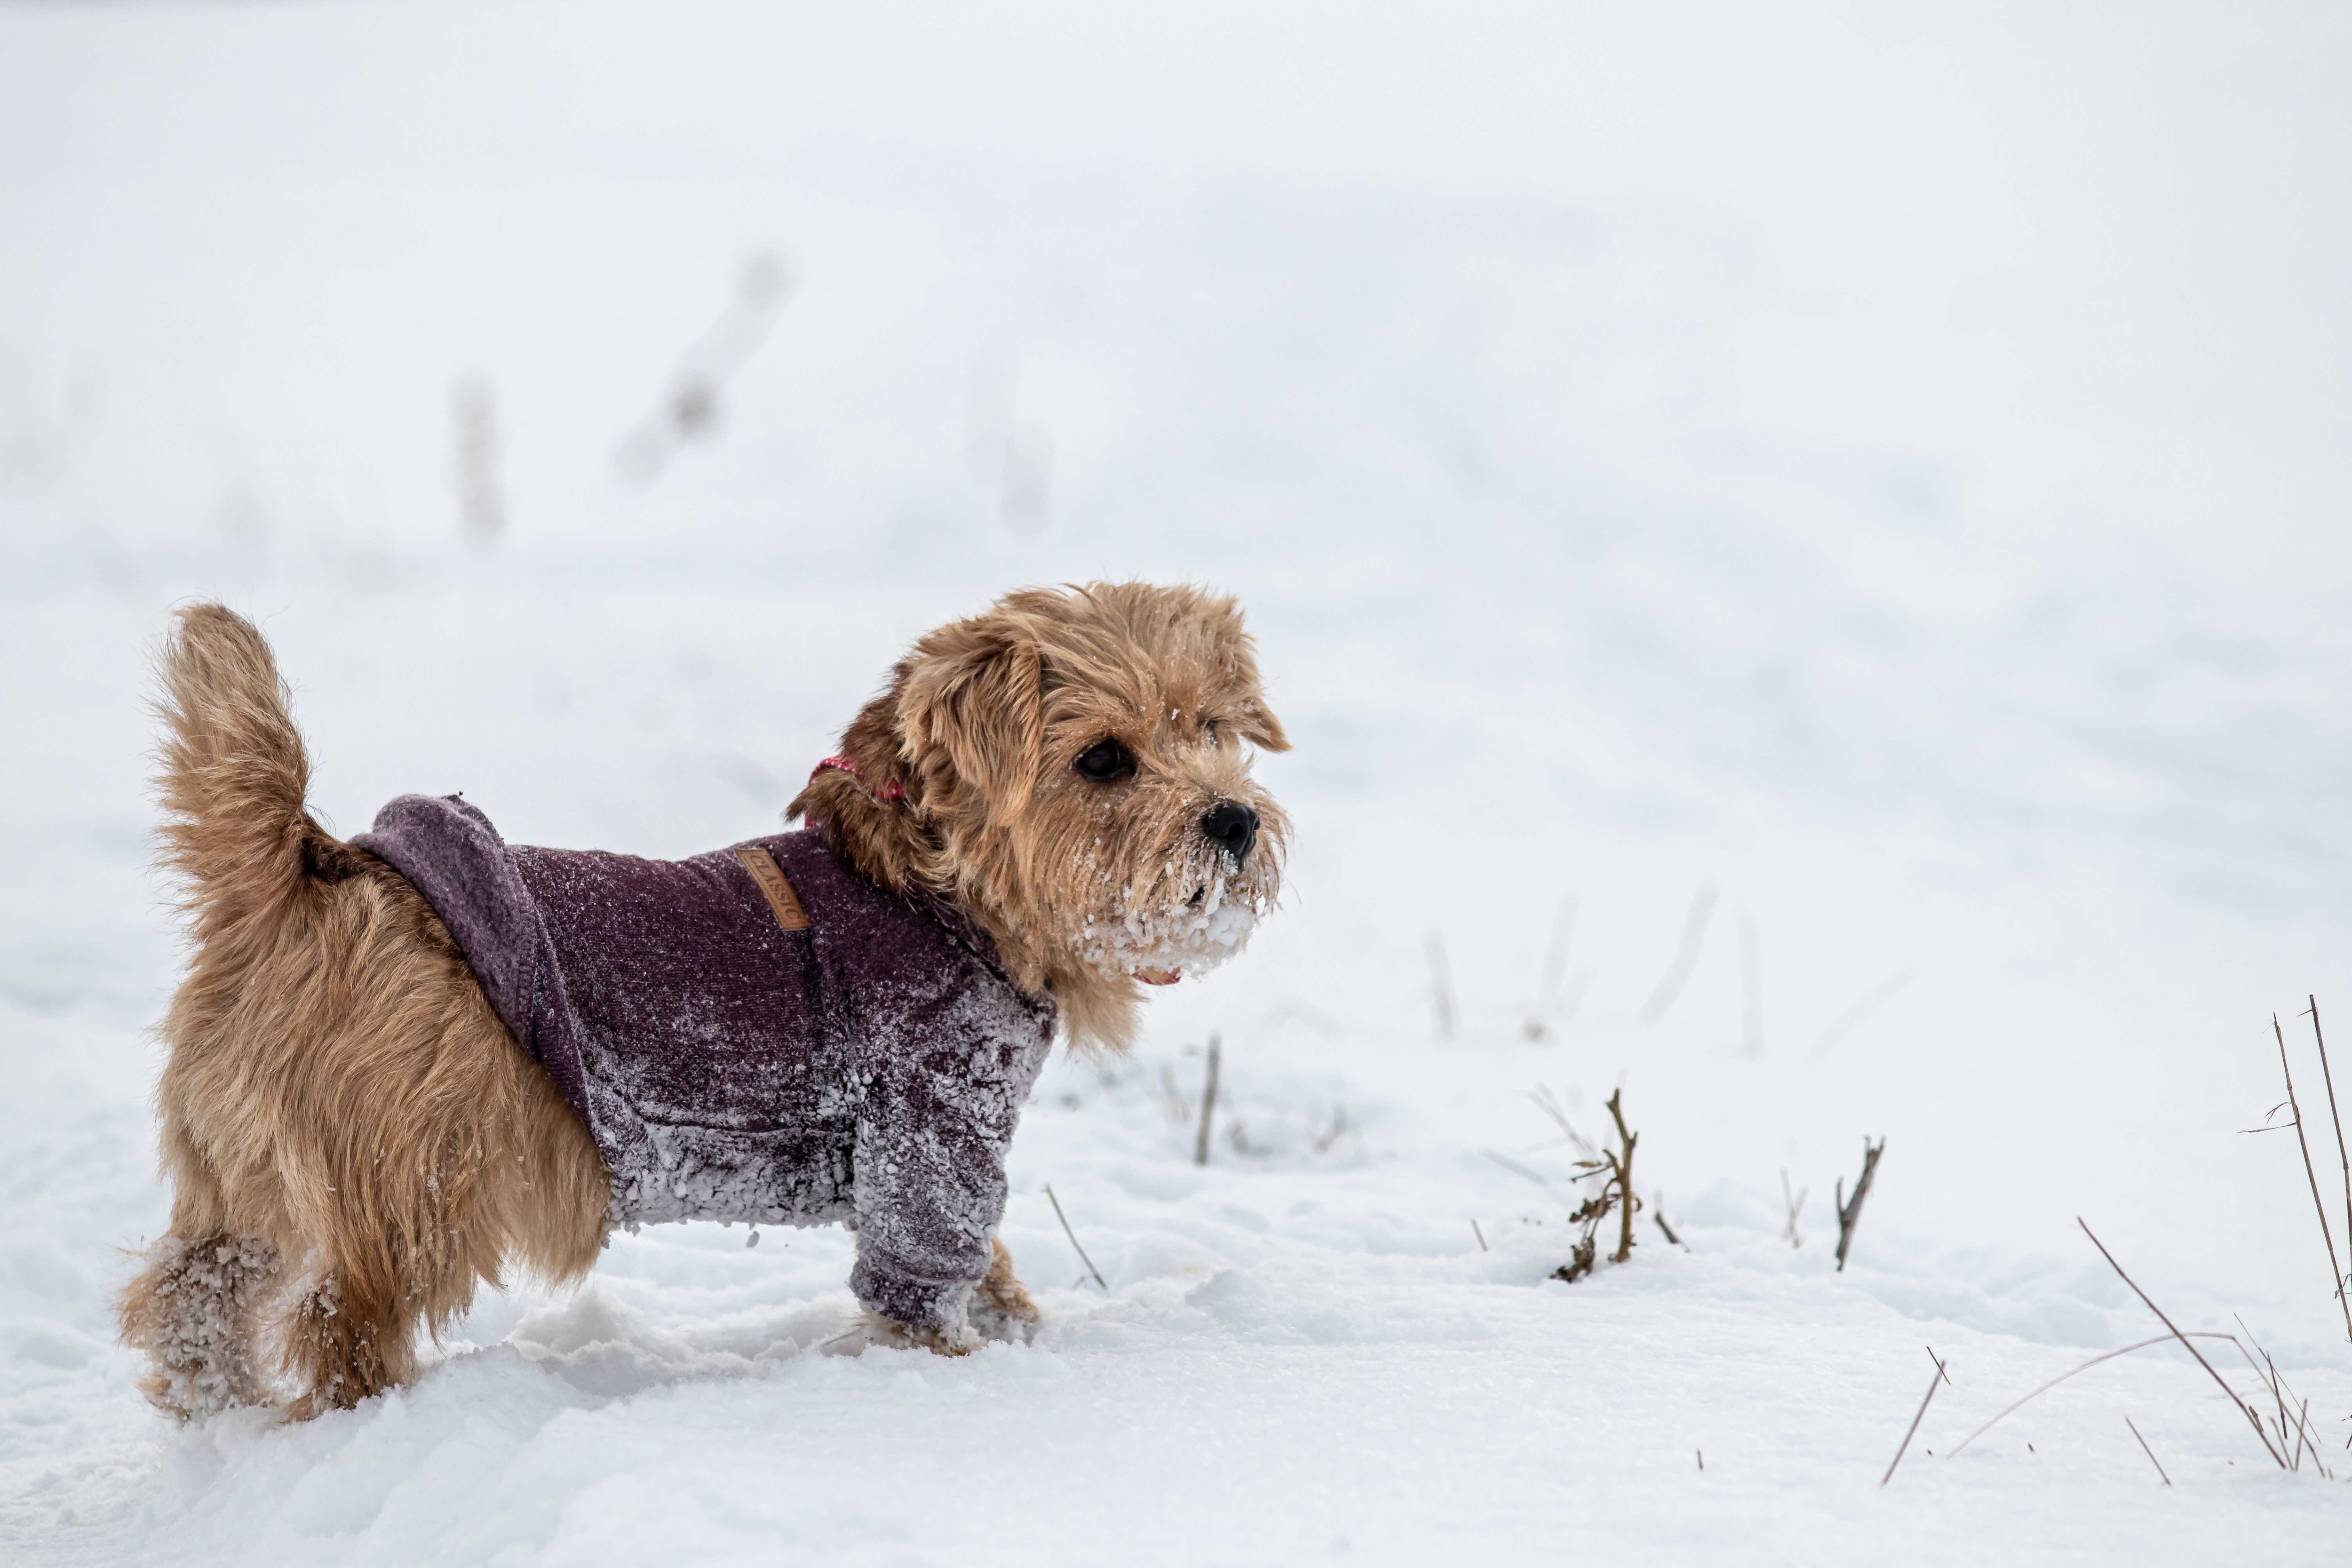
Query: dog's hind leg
xmin=119 ymin=1230 xmax=282 ymax=1419
xmin=119 ymin=1117 xmax=286 ymax=1418
xmin=280 ymin=1258 xmax=408 ymax=1417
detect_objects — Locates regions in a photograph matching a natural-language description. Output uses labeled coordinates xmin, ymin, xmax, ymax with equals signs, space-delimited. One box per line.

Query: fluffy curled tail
xmin=154 ymin=605 xmax=332 ymax=931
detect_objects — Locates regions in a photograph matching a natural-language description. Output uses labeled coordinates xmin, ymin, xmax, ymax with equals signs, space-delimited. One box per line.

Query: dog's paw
xmin=967 ymin=1299 xmax=1040 ymax=1346
xmin=834 ymin=1310 xmax=980 ymax=1357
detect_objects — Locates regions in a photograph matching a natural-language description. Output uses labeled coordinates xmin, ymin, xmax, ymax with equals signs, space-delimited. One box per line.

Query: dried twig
xmin=1653 ymin=1193 xmax=1685 ymax=1249
xmin=1640 ymin=884 xmax=1718 ymax=1024
xmin=2124 ymin=1417 xmax=2170 ymax=1486
xmin=1483 ymin=1148 xmax=1564 ymax=1191
xmin=1547 ymin=1088 xmax=1643 ymax=1280
xmin=2077 ymin=1218 xmax=2286 ymax=1468
xmin=1193 ymin=1034 xmax=1222 ymax=1167
xmin=1736 ymin=906 xmax=1763 ymax=1058
xmin=452 ymin=374 xmax=503 ymax=545
xmin=1155 ymin=1063 xmax=1188 ymax=1125
xmin=1603 ymin=1090 xmax=1640 ymax=1264
xmin=1426 ymin=934 xmax=1457 ymax=1043
xmin=1780 ymin=1169 xmax=1808 ymax=1249
xmin=2275 ymin=1014 xmax=2352 ymax=1343
xmin=1947 ymin=1332 xmax=2241 ymax=1457
xmin=2229 ymin=1316 xmax=2333 ymax=1478
xmin=1881 ymin=1347 xmax=1948 ymax=1486
xmin=1834 ymin=1138 xmax=1884 ymax=1272
xmin=1525 ymin=896 xmax=1580 ymax=1041
xmin=616 ymin=252 xmax=793 ymax=481
xmin=1526 ymin=1084 xmax=1600 ymax=1159
xmin=1471 ymin=1218 xmax=1488 ymax=1252
xmin=1811 ymin=971 xmax=1912 ymax=1061
xmin=1043 ymin=1184 xmax=1107 ymax=1291
xmin=2308 ymin=996 xmax=2352 ymax=1339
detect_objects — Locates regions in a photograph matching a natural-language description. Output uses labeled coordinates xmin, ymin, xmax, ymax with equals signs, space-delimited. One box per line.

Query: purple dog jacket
xmin=352 ymin=795 xmax=1057 ymax=1332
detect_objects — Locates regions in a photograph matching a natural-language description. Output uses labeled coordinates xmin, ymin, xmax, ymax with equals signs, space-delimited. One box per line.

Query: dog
xmin=118 ymin=582 xmax=1288 ymax=1419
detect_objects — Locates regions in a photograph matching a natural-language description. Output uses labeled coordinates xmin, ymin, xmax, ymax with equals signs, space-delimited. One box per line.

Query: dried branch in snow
xmin=1946 ymin=1331 xmax=2241 ymax=1457
xmin=1525 ymin=896 xmax=1579 ymax=1041
xmin=1044 ymin=1184 xmax=1108 ymax=1292
xmin=1550 ymin=1088 xmax=1642 ymax=1280
xmin=1834 ymin=1138 xmax=1883 ymax=1272
xmin=1640 ymin=884 xmax=1717 ymax=1024
xmin=1193 ymin=1035 xmax=1222 ymax=1167
xmin=1780 ymin=1169 xmax=1807 ymax=1250
xmin=2273 ymin=1013 xmax=2352 ymax=1343
xmin=2077 ymin=1218 xmax=2286 ymax=1469
xmin=1426 ymin=933 xmax=1457 ymax=1043
xmin=2124 ymin=1417 xmax=2170 ymax=1486
xmin=2303 ymin=996 xmax=2352 ymax=1342
xmin=1881 ymin=1347 xmax=1948 ymax=1486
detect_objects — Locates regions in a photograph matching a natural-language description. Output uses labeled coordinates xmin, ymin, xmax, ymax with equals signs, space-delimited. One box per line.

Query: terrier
xmin=119 ymin=583 xmax=1288 ymax=1419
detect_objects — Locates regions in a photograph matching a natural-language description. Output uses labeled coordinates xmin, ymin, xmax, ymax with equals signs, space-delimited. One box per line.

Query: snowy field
xmin=7 ymin=2 xmax=2352 ymax=1561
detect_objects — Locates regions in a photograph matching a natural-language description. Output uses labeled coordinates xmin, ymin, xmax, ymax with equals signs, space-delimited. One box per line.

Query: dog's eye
xmin=1073 ymin=739 xmax=1136 ymax=783
xmin=1203 ymin=718 xmax=1221 ymax=743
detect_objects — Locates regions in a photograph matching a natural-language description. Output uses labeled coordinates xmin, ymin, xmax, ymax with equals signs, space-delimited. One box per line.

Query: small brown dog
xmin=119 ymin=583 xmax=1287 ymax=1419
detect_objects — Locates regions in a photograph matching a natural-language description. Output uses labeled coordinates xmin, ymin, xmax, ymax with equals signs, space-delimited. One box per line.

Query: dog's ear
xmin=898 ymin=618 xmax=1046 ymax=822
xmin=1234 ymin=698 xmax=1289 ymax=753
xmin=1191 ymin=590 xmax=1290 ymax=753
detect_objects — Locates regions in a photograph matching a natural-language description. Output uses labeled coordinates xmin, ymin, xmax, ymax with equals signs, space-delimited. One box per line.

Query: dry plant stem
xmin=1193 ymin=1034 xmax=1222 ymax=1168
xmin=1527 ymin=1084 xmax=1599 ymax=1159
xmin=1425 ymin=934 xmax=1457 ymax=1043
xmin=1653 ymin=1195 xmax=1684 ymax=1249
xmin=1604 ymin=1090 xmax=1639 ymax=1264
xmin=2274 ymin=1014 xmax=2352 ymax=1343
xmin=1881 ymin=1349 xmax=1947 ymax=1486
xmin=1945 ymin=1332 xmax=2242 ymax=1457
xmin=1834 ymin=1138 xmax=1884 ymax=1272
xmin=1641 ymin=884 xmax=1717 ymax=1023
xmin=1043 ymin=1184 xmax=1108 ymax=1291
xmin=1471 ymin=1218 xmax=1488 ymax=1252
xmin=2077 ymin=1218 xmax=2286 ymax=1469
xmin=1484 ymin=1149 xmax=1562 ymax=1191
xmin=2125 ymin=1417 xmax=2171 ymax=1486
xmin=1535 ymin=896 xmax=1578 ymax=1017
xmin=2307 ymin=996 xmax=2352 ymax=1332
xmin=2228 ymin=1319 xmax=2332 ymax=1478
xmin=1780 ymin=1169 xmax=1807 ymax=1249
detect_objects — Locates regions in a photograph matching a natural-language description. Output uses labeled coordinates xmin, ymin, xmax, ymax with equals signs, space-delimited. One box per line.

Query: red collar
xmin=810 ymin=754 xmax=908 ymax=807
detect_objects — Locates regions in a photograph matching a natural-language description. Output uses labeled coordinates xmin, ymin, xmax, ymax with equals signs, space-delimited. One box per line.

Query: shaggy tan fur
xmin=120 ymin=584 xmax=1287 ymax=1419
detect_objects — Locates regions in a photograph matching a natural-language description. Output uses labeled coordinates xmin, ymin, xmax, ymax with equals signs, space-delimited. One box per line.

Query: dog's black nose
xmin=1200 ymin=801 xmax=1259 ymax=865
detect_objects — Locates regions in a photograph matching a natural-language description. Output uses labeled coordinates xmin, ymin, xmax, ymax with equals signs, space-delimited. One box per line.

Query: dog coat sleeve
xmin=846 ymin=987 xmax=1049 ymax=1331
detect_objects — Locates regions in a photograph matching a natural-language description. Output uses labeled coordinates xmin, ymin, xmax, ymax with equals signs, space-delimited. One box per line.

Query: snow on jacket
xmin=352 ymin=794 xmax=1058 ymax=1333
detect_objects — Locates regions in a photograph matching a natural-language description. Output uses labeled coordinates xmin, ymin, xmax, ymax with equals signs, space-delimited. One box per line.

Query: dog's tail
xmin=154 ymin=605 xmax=339 ymax=933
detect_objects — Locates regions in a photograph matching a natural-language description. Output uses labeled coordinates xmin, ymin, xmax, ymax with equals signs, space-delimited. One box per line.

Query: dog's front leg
xmin=845 ymin=1058 xmax=1029 ymax=1355
xmin=845 ymin=1235 xmax=1035 ymax=1353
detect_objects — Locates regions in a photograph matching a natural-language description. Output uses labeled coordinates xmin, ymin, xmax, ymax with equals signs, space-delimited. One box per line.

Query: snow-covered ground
xmin=7 ymin=2 xmax=2352 ymax=1561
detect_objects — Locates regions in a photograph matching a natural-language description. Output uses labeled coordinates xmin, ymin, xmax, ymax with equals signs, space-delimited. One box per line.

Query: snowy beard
xmin=1074 ymin=853 xmax=1275 ymax=987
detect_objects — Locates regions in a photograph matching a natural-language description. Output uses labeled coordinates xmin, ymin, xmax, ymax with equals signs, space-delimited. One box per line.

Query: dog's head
xmin=792 ymin=582 xmax=1289 ymax=1050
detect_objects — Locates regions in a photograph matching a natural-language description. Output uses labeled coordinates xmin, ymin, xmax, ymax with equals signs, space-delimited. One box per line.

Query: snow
xmin=7 ymin=0 xmax=2352 ymax=1561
